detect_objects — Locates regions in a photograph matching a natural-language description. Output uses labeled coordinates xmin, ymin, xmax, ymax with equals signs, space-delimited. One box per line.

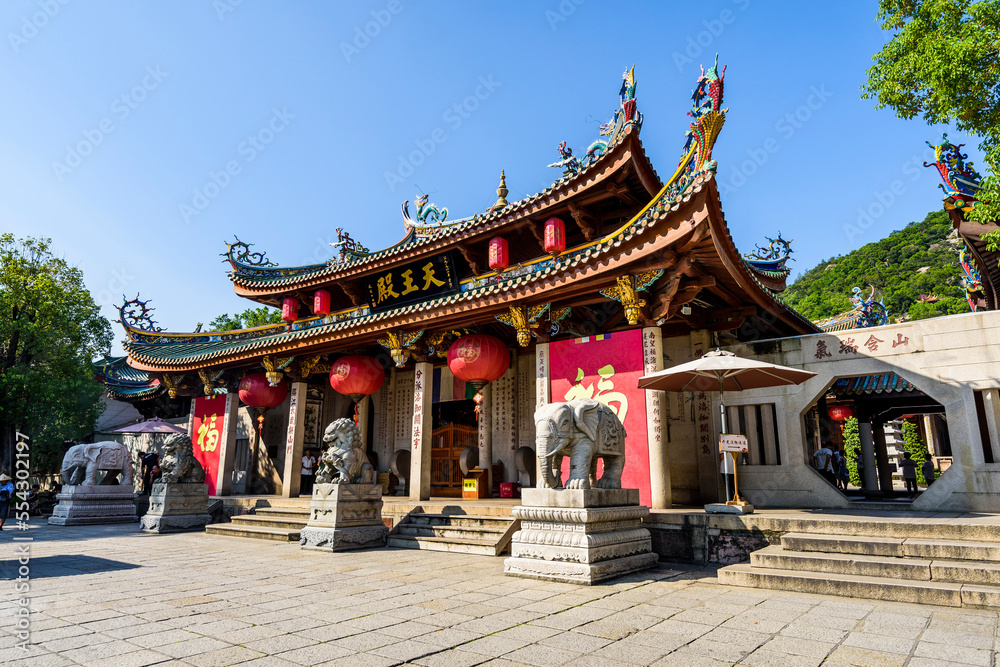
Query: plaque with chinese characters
xmin=365 ymin=252 xmax=458 ymax=313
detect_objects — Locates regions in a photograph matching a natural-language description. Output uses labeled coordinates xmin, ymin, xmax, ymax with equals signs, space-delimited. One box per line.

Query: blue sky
xmin=1 ymin=1 xmax=975 ymax=347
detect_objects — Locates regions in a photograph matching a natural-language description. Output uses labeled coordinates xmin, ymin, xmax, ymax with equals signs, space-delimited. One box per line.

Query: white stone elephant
xmin=534 ymin=398 xmax=626 ymax=490
xmin=60 ymin=442 xmax=134 ymax=487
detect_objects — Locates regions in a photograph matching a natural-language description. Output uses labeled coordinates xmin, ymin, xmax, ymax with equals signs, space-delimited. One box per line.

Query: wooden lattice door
xmin=430 ymin=424 xmax=477 ymax=497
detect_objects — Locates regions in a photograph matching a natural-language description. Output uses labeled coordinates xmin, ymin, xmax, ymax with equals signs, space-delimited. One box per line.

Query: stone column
xmin=281 ymin=382 xmax=307 ymax=498
xmin=479 ymin=384 xmax=493 ymax=495
xmin=409 ymin=362 xmax=433 ymax=501
xmin=534 ymin=343 xmax=550 ymax=486
xmin=859 ymin=422 xmax=878 ymax=491
xmin=642 ymin=327 xmax=671 ymax=509
xmin=215 ymin=392 xmax=240 ymax=496
xmin=357 ymin=395 xmax=371 ymax=451
xmin=872 ymin=421 xmax=894 ymax=494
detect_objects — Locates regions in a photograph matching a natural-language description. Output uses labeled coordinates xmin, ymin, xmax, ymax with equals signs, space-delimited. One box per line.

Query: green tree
xmin=862 ymin=0 xmax=1000 ymax=223
xmin=901 ymin=420 xmax=930 ymax=484
xmin=0 ymin=235 xmax=113 ymax=475
xmin=843 ymin=417 xmax=862 ymax=486
xmin=208 ymin=306 xmax=282 ymax=331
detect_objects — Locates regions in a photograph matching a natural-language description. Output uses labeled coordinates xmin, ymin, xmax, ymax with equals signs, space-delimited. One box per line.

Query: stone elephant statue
xmin=61 ymin=442 xmax=134 ymax=487
xmin=534 ymin=398 xmax=626 ymax=490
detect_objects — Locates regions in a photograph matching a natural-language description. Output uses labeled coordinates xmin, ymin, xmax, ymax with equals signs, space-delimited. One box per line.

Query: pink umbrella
xmin=114 ymin=417 xmax=188 ymax=434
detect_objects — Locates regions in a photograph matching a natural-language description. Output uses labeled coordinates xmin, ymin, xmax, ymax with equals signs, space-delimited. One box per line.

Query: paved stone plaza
xmin=3 ymin=524 xmax=999 ymax=667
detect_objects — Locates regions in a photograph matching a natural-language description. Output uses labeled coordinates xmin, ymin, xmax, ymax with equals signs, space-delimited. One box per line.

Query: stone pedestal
xmin=704 ymin=502 xmax=755 ymax=515
xmin=299 ymin=482 xmax=389 ymax=552
xmin=504 ymin=488 xmax=659 ymax=585
xmin=48 ymin=485 xmax=138 ymax=526
xmin=140 ymin=483 xmax=211 ymax=533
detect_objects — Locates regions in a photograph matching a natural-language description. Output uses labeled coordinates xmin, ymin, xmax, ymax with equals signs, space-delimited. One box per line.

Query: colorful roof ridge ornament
xmin=960 ymin=243 xmax=984 ymax=311
xmin=490 ymin=170 xmax=509 ymax=213
xmin=401 ymin=193 xmax=449 ymax=229
xmin=743 ymin=233 xmax=794 ymax=275
xmin=222 ymin=237 xmax=276 ymax=270
xmin=924 ymin=134 xmax=981 ymax=212
xmin=814 ymin=286 xmax=888 ymax=332
xmin=666 ymin=55 xmax=728 ymax=200
xmin=330 ymin=227 xmax=370 ymax=262
xmin=117 ymin=294 xmax=163 ymax=332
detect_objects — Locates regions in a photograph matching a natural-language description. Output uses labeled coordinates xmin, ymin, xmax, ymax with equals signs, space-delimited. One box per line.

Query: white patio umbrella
xmin=638 ymin=349 xmax=816 ymax=505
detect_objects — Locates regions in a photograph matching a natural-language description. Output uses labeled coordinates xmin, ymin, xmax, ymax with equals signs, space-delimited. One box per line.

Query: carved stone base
xmin=300 ymin=482 xmax=388 ymax=552
xmin=48 ymin=485 xmax=138 ymax=526
xmin=140 ymin=483 xmax=211 ymax=533
xmin=504 ymin=487 xmax=657 ymax=585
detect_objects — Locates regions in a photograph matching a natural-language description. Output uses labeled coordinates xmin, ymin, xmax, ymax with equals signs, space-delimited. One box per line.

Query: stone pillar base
xmin=140 ymin=483 xmax=211 ymax=533
xmin=299 ymin=482 xmax=388 ymax=552
xmin=48 ymin=485 xmax=138 ymax=526
xmin=504 ymin=488 xmax=658 ymax=585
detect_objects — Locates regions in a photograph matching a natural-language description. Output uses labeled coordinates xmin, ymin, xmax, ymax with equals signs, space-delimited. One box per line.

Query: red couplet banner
xmin=191 ymin=395 xmax=227 ymax=493
xmin=549 ymin=329 xmax=651 ymax=506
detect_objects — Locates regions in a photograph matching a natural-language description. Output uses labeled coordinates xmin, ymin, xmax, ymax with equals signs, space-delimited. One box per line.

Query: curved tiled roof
xmin=95 ymin=357 xmax=163 ymax=401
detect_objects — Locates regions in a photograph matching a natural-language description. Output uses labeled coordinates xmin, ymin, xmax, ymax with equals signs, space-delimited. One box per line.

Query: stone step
xmin=782 ymin=532 xmax=1000 ymax=561
xmin=397 ymin=524 xmax=508 ymax=541
xmin=205 ymin=523 xmax=300 ymax=542
xmin=230 ymin=514 xmax=310 ymax=530
xmin=387 ymin=534 xmax=500 ymax=556
xmin=405 ymin=513 xmax=513 ymax=529
xmin=751 ymin=545 xmax=932 ymax=581
xmin=253 ymin=508 xmax=311 ymax=519
xmin=717 ymin=563 xmax=1000 ymax=608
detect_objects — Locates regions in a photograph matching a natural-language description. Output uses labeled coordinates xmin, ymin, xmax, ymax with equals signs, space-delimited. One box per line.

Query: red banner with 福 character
xmin=549 ymin=329 xmax=651 ymax=506
xmin=191 ymin=395 xmax=227 ymax=493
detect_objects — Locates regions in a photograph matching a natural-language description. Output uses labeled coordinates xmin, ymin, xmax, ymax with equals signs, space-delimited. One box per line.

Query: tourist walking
xmin=922 ymin=458 xmax=936 ymax=486
xmin=831 ymin=448 xmax=847 ymax=490
xmin=899 ymin=452 xmax=918 ymax=495
xmin=301 ymin=449 xmax=316 ymax=496
xmin=0 ymin=473 xmax=13 ymax=531
xmin=812 ymin=441 xmax=835 ymax=485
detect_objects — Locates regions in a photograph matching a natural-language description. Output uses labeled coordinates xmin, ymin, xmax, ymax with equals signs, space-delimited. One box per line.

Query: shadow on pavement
xmin=1 ymin=554 xmax=141 ymax=579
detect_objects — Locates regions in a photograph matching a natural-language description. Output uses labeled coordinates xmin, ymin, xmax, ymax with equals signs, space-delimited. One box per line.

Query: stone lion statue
xmin=316 ymin=418 xmax=375 ymax=484
xmin=158 ymin=433 xmax=206 ymax=484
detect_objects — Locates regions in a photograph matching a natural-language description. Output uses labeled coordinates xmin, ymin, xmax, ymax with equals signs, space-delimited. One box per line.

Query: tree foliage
xmin=0 ymin=235 xmax=113 ymax=474
xmin=843 ymin=417 xmax=862 ymax=487
xmin=862 ymin=0 xmax=1000 ymax=223
xmin=781 ymin=210 xmax=967 ymax=321
xmin=208 ymin=306 xmax=282 ymax=332
xmin=901 ymin=420 xmax=930 ymax=484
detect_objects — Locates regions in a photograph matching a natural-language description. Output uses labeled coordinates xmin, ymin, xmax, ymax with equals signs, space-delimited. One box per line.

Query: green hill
xmin=780 ymin=210 xmax=970 ymax=323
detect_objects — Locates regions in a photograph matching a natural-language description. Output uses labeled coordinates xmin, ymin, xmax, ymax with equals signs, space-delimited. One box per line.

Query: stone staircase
xmin=387 ymin=512 xmax=519 ymax=556
xmin=719 ymin=530 xmax=1000 ymax=608
xmin=206 ymin=501 xmax=310 ymax=542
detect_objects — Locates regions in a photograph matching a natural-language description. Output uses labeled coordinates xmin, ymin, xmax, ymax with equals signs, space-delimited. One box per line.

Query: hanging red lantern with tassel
xmin=447 ymin=335 xmax=510 ymax=413
xmin=329 ymin=355 xmax=385 ymax=403
xmin=313 ymin=290 xmax=331 ymax=316
xmin=281 ymin=297 xmax=299 ymax=322
xmin=828 ymin=405 xmax=854 ymax=422
xmin=239 ymin=372 xmax=289 ymax=433
xmin=544 ymin=218 xmax=565 ymax=254
xmin=488 ymin=237 xmax=509 ymax=271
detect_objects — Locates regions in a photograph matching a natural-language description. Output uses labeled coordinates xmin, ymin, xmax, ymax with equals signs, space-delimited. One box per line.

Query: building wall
xmin=721 ymin=310 xmax=1000 ymax=512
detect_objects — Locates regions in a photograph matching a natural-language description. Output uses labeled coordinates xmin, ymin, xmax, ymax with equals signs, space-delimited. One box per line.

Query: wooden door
xmin=430 ymin=425 xmax=477 ymax=497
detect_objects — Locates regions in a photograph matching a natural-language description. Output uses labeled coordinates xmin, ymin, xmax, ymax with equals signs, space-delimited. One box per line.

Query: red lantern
xmin=329 ymin=355 xmax=385 ymax=402
xmin=544 ymin=218 xmax=565 ymax=254
xmin=447 ymin=334 xmax=510 ymax=393
xmin=281 ymin=298 xmax=299 ymax=322
xmin=488 ymin=237 xmax=509 ymax=271
xmin=828 ymin=405 xmax=854 ymax=422
xmin=239 ymin=372 xmax=289 ymax=433
xmin=313 ymin=290 xmax=331 ymax=316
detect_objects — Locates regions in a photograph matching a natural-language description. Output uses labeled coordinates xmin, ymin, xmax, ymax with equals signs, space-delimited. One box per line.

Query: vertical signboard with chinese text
xmin=549 ymin=330 xmax=651 ymax=506
xmin=192 ymin=395 xmax=227 ymax=493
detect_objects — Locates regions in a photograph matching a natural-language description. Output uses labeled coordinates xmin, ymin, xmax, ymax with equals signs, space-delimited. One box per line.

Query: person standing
xmin=922 ymin=458 xmax=936 ymax=486
xmin=831 ymin=447 xmax=847 ymax=490
xmin=855 ymin=450 xmax=865 ymax=488
xmin=301 ymin=449 xmax=316 ymax=496
xmin=0 ymin=473 xmax=14 ymax=531
xmin=813 ymin=441 xmax=835 ymax=485
xmin=899 ymin=452 xmax=918 ymax=495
